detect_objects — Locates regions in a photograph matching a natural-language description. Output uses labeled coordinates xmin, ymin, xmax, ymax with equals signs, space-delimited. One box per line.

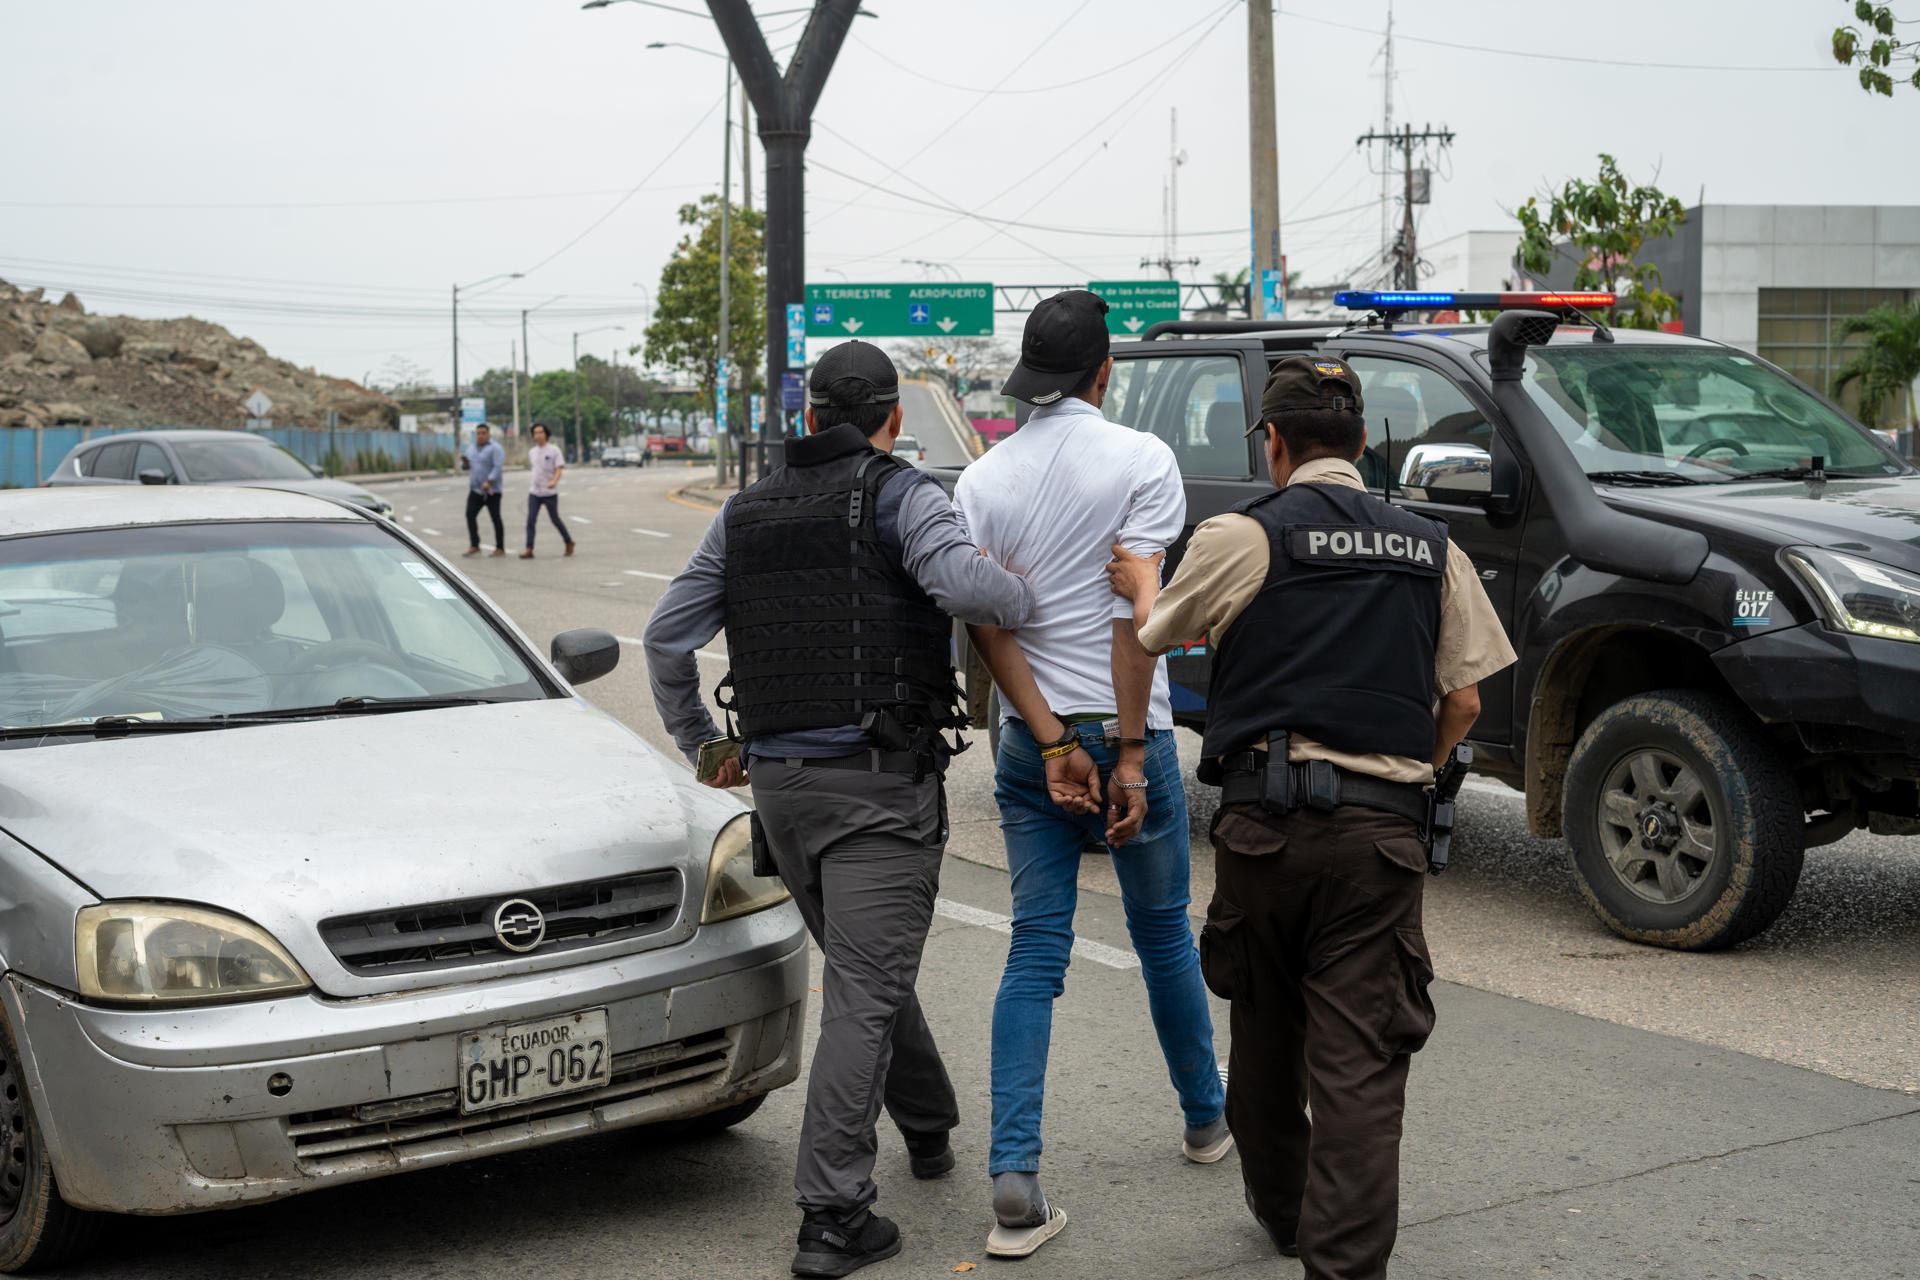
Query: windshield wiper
xmin=238 ymin=695 xmax=513 ymax=720
xmin=1586 ymin=470 xmax=1704 ymax=487
xmin=1730 ymin=466 xmax=1882 ymax=481
xmin=0 ymin=697 xmax=513 ymax=740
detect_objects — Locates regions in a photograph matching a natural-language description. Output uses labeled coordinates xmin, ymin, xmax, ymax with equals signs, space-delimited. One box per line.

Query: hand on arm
xmin=1105 ymin=616 xmax=1157 ymax=845
xmin=966 ymin=624 xmax=1100 ymax=814
xmin=1104 ymin=545 xmax=1165 ymax=640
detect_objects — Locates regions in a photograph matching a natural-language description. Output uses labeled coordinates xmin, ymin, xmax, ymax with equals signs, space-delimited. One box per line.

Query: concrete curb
xmin=670 ymin=484 xmax=727 ymax=511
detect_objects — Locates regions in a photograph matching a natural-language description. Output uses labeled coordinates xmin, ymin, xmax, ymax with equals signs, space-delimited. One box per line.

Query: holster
xmin=748 ymin=811 xmax=778 ymax=879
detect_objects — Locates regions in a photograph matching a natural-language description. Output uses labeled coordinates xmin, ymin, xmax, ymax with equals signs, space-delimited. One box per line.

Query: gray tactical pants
xmin=749 ymin=758 xmax=960 ymax=1216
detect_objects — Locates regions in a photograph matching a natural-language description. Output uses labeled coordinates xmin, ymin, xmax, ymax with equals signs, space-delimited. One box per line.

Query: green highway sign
xmin=805 ymin=283 xmax=995 ymax=338
xmin=1089 ymin=279 xmax=1181 ymax=336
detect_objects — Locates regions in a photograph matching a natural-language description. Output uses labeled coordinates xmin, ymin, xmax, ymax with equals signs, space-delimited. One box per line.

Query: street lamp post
xmin=572 ymin=325 xmax=624 ymax=464
xmin=452 ymin=272 xmax=522 ymax=438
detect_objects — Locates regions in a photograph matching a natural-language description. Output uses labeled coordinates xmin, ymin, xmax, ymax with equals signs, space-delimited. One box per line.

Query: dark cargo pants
xmin=1201 ymin=802 xmax=1437 ymax=1280
xmin=749 ymin=759 xmax=961 ymax=1217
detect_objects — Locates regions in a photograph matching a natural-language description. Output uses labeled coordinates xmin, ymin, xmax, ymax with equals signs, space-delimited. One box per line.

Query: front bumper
xmin=5 ymin=904 xmax=808 ymax=1215
xmin=1715 ymin=620 xmax=1920 ymax=758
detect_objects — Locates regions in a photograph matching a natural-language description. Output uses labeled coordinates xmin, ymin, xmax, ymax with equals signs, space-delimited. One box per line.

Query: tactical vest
xmin=1200 ymin=480 xmax=1447 ymax=763
xmin=720 ymin=423 xmax=963 ymax=742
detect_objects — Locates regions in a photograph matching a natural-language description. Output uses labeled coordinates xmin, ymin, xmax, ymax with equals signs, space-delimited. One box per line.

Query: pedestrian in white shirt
xmin=521 ymin=423 xmax=575 ymax=558
xmin=954 ymin=290 xmax=1227 ymax=1260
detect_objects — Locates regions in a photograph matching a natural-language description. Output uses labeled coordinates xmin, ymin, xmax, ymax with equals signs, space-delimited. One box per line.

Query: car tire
xmin=0 ymin=1014 xmax=90 ymax=1274
xmin=642 ymin=1094 xmax=767 ymax=1141
xmin=1564 ymin=689 xmax=1803 ymax=951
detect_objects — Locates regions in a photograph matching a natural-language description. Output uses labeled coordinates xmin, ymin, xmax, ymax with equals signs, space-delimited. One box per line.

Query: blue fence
xmin=0 ymin=426 xmax=457 ymax=489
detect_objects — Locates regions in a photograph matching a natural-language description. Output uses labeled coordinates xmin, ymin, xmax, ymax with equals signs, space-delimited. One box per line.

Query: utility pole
xmin=1248 ymin=0 xmax=1281 ymax=319
xmin=1378 ymin=2 xmax=1394 ymax=270
xmin=450 ymin=284 xmax=460 ymax=436
xmin=1354 ymin=122 xmax=1454 ymax=289
xmin=708 ymin=0 xmax=862 ymax=447
xmin=718 ymin=55 xmax=733 ymax=484
xmin=610 ymin=346 xmax=621 ymax=444
xmin=510 ymin=340 xmax=520 ymax=436
xmin=571 ymin=331 xmax=582 ymax=464
xmin=741 ymin=80 xmax=753 ymax=212
xmin=1142 ymin=109 xmax=1197 ymax=281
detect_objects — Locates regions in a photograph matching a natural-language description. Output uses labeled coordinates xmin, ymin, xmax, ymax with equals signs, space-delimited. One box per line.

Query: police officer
xmin=644 ymin=340 xmax=1034 ymax=1278
xmin=1105 ymin=355 xmax=1515 ymax=1280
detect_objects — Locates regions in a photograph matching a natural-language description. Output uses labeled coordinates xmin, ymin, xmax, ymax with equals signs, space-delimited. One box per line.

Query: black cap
xmin=1003 ymin=290 xmax=1111 ymax=405
xmin=1250 ymin=355 xmax=1365 ymax=435
xmin=808 ymin=340 xmax=900 ymax=407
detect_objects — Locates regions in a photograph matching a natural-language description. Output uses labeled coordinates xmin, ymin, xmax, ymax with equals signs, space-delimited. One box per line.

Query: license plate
xmin=457 ymin=1008 xmax=612 ymax=1114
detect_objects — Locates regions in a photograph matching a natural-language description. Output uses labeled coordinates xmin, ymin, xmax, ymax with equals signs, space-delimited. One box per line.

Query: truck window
xmin=1105 ymin=355 xmax=1253 ymax=478
xmin=1344 ymin=357 xmax=1492 ymax=493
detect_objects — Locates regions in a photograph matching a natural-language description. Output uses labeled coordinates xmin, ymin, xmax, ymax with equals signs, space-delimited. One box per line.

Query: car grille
xmin=286 ymin=1029 xmax=734 ymax=1166
xmin=319 ymin=871 xmax=684 ymax=975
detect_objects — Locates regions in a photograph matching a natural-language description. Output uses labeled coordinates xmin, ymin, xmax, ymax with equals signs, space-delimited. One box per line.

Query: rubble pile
xmin=0 ymin=278 xmax=397 ymax=430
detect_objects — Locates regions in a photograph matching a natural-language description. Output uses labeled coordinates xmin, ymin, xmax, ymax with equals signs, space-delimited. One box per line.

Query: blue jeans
xmin=988 ymin=719 xmax=1224 ymax=1175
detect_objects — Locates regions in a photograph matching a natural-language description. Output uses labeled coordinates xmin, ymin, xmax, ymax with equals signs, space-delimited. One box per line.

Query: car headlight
xmin=75 ymin=903 xmax=312 ymax=1005
xmin=701 ymin=813 xmax=789 ymax=924
xmin=1785 ymin=547 xmax=1920 ymax=643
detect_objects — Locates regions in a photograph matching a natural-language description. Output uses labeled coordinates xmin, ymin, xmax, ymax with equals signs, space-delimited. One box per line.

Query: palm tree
xmin=1831 ymin=299 xmax=1920 ymax=432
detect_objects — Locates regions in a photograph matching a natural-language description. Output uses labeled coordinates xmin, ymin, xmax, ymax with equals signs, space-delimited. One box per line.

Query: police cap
xmin=1249 ymin=355 xmax=1365 ymax=435
xmin=809 ymin=340 xmax=901 ymax=407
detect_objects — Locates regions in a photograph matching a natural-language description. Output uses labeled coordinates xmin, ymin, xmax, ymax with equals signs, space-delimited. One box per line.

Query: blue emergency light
xmin=1335 ymin=290 xmax=1616 ymax=311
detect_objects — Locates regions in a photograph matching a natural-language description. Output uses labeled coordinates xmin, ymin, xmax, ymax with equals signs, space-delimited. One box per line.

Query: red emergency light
xmin=1335 ymin=290 xmax=1617 ymax=312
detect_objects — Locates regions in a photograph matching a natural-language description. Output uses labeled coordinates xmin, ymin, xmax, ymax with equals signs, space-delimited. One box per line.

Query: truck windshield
xmin=1509 ymin=346 xmax=1903 ymax=481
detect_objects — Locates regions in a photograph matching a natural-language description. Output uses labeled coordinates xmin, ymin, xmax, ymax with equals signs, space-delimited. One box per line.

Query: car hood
xmin=1601 ymin=473 xmax=1920 ymax=569
xmin=0 ymin=700 xmax=728 ymax=995
xmin=222 ymin=476 xmax=386 ymax=508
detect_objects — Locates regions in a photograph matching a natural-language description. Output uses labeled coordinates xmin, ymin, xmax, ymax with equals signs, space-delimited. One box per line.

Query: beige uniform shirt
xmin=1138 ymin=456 xmax=1518 ymax=784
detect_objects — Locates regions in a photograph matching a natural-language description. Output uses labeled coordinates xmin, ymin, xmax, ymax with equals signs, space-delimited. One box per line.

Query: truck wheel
xmin=0 ymin=1013 xmax=90 ymax=1273
xmin=1564 ymin=690 xmax=1803 ymax=951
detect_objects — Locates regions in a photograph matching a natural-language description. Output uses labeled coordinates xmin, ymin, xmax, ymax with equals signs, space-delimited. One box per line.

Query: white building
xmin=1420 ymin=229 xmax=1523 ymax=294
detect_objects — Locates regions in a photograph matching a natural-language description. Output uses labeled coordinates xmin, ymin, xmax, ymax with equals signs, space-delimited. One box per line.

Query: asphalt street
xmin=66 ymin=464 xmax=1920 ymax=1279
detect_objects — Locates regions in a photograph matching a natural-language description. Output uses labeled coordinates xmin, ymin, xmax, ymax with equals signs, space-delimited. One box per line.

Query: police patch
xmin=1290 ymin=525 xmax=1442 ymax=571
xmin=1312 ymin=361 xmax=1349 ymax=378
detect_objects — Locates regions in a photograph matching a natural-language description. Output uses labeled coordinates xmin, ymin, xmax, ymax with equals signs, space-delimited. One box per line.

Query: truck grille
xmin=286 ymin=1030 xmax=733 ymax=1166
xmin=319 ymin=871 xmax=683 ymax=975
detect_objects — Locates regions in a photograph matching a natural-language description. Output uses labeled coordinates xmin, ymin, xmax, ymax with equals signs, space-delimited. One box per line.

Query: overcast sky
xmin=5 ymin=0 xmax=1915 ymax=387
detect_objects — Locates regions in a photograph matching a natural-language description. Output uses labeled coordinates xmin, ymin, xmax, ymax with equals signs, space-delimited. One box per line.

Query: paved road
xmin=69 ymin=466 xmax=1920 ymax=1278
xmin=897 ymin=378 xmax=977 ymax=467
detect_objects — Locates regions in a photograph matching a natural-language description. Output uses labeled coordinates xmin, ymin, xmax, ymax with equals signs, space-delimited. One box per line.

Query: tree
xmin=884 ymin=337 xmax=1015 ymax=396
xmin=375 ymin=355 xmax=433 ymax=395
xmin=643 ymin=195 xmax=766 ymax=434
xmin=1832 ymin=1 xmax=1920 ymax=95
xmin=1516 ymin=154 xmax=1687 ymax=330
xmin=471 ymin=367 xmax=520 ymax=423
xmin=1831 ymin=300 xmax=1920 ymax=430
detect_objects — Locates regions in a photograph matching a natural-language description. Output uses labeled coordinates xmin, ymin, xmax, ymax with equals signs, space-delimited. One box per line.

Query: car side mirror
xmin=137 ymin=469 xmax=171 ymax=486
xmin=550 ymin=628 xmax=620 ymax=686
xmin=1399 ymin=440 xmax=1519 ymax=514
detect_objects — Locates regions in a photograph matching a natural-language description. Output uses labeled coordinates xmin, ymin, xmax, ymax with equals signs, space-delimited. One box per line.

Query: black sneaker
xmin=1244 ymin=1185 xmax=1299 ymax=1257
xmin=791 ymin=1209 xmax=902 ymax=1278
xmin=901 ymin=1129 xmax=955 ymax=1180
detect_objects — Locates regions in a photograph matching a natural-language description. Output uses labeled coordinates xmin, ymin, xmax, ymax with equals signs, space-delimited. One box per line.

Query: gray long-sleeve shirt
xmin=644 ymin=467 xmax=1034 ymax=763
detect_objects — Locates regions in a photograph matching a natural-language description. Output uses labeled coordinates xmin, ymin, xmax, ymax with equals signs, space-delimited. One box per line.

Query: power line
xmin=0 ymin=183 xmax=714 ymax=212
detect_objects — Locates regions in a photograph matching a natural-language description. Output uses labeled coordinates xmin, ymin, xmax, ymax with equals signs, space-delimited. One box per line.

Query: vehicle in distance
xmin=600 ymin=446 xmax=643 ymax=467
xmin=959 ymin=290 xmax=1920 ymax=952
xmin=893 ymin=433 xmax=927 ymax=464
xmin=46 ymin=430 xmax=393 ymax=516
xmin=0 ymin=486 xmax=806 ymax=1270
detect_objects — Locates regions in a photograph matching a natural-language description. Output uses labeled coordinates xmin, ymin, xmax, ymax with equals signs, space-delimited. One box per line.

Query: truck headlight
xmin=1785 ymin=547 xmax=1920 ymax=644
xmin=76 ymin=903 xmax=312 ymax=1005
xmin=701 ymin=813 xmax=789 ymax=924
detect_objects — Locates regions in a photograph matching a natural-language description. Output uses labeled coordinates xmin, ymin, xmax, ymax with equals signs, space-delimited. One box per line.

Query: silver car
xmin=45 ymin=429 xmax=396 ymax=517
xmin=0 ymin=486 xmax=806 ymax=1270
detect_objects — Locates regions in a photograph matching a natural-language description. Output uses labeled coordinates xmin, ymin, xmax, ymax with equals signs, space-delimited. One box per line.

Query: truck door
xmin=1103 ymin=340 xmax=1265 ymax=716
xmin=1331 ymin=352 xmax=1522 ymax=745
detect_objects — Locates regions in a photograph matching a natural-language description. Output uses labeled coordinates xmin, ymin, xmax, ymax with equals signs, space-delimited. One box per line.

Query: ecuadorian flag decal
xmin=1313 ymin=360 xmax=1348 ymax=377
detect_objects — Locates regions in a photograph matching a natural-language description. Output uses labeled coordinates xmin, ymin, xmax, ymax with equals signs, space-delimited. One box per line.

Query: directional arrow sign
xmin=1088 ymin=280 xmax=1181 ymax=337
xmin=805 ymin=283 xmax=994 ymax=338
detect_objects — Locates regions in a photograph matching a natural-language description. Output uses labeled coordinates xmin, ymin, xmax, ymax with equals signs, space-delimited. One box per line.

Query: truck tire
xmin=0 ymin=1013 xmax=90 ymax=1273
xmin=1564 ymin=689 xmax=1803 ymax=951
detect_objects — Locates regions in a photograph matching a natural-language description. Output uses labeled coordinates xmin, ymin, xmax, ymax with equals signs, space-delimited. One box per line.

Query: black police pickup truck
xmin=962 ymin=291 xmax=1920 ymax=951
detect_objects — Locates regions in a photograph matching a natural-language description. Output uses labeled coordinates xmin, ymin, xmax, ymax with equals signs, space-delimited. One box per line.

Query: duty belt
xmin=1216 ymin=751 xmax=1427 ymax=825
xmin=781 ymin=749 xmax=942 ymax=778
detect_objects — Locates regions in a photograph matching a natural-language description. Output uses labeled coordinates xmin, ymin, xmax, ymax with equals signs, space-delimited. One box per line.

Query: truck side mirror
xmin=1399 ymin=440 xmax=1518 ymax=514
xmin=550 ymin=628 xmax=620 ymax=686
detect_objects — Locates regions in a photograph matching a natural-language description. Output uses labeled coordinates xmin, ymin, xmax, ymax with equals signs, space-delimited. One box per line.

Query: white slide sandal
xmin=985 ymin=1204 xmax=1068 ymax=1258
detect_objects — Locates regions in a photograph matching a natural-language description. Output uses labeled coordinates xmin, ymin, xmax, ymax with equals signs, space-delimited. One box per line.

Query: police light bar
xmin=1334 ymin=290 xmax=1616 ymax=311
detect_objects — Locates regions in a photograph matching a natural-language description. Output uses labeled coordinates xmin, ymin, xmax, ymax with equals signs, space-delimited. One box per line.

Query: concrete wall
xmin=1696 ymin=205 xmax=1920 ymax=350
xmin=1422 ymin=229 xmax=1523 ymax=293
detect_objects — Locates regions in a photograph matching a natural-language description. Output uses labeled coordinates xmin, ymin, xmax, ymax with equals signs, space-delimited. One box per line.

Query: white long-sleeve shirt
xmin=954 ymin=395 xmax=1185 ymax=729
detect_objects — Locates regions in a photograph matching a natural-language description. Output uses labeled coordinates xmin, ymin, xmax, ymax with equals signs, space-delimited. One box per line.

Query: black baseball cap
xmin=1248 ymin=355 xmax=1366 ymax=435
xmin=808 ymin=339 xmax=900 ymax=407
xmin=1003 ymin=290 xmax=1111 ymax=406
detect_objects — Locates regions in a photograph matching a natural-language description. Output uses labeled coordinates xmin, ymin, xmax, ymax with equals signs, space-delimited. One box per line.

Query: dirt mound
xmin=0 ymin=279 xmax=397 ymax=431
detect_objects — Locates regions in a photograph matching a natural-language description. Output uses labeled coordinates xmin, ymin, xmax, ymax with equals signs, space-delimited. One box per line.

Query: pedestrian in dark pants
xmin=521 ymin=423 xmax=574 ymax=558
xmin=461 ymin=423 xmax=505 ymax=557
xmin=1106 ymin=355 xmax=1516 ymax=1280
xmin=645 ymin=342 xmax=1035 ymax=1278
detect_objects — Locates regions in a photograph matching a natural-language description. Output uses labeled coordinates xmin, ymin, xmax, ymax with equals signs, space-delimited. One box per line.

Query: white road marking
xmin=696 ymin=649 xmax=729 ymax=664
xmin=623 ymin=569 xmax=674 ymax=581
xmin=630 ymin=527 xmax=671 ymax=537
xmin=421 ymin=527 xmax=444 ymax=536
xmin=401 ymin=516 xmax=415 ymax=524
xmin=571 ymin=516 xmax=594 ymax=524
xmin=934 ymin=898 xmax=1141 ymax=971
xmin=615 ymin=635 xmax=643 ymax=646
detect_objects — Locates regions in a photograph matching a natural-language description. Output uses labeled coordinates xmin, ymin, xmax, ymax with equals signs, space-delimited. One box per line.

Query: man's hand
xmin=1045 ymin=744 xmax=1101 ymax=814
xmin=700 ymin=756 xmax=749 ymax=789
xmin=1105 ymin=757 xmax=1149 ymax=845
xmin=1104 ymin=545 xmax=1164 ymax=602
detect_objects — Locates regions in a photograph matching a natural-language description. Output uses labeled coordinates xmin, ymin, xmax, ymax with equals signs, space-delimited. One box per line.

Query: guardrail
xmin=0 ymin=425 xmax=458 ymax=489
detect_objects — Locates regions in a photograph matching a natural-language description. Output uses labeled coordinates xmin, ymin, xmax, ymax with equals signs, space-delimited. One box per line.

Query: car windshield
xmin=173 ymin=439 xmax=317 ymax=482
xmin=0 ymin=520 xmax=544 ymax=736
xmin=1504 ymin=345 xmax=1904 ymax=481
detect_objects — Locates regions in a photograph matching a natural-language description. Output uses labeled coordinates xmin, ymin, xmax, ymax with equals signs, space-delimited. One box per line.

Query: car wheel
xmin=642 ymin=1094 xmax=767 ymax=1141
xmin=1565 ymin=689 xmax=1803 ymax=951
xmin=0 ymin=1014 xmax=90 ymax=1273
